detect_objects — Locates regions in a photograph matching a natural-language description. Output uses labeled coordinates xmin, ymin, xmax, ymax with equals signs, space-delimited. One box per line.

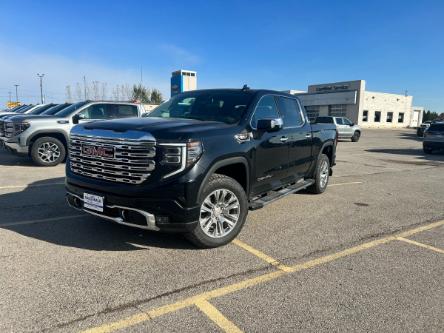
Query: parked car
xmin=423 ymin=122 xmax=444 ymax=154
xmin=2 ymin=101 xmax=145 ymax=166
xmin=0 ymin=104 xmax=34 ymax=117
xmin=417 ymin=121 xmax=432 ymax=137
xmin=315 ymin=116 xmax=361 ymax=142
xmin=66 ymin=88 xmax=338 ymax=248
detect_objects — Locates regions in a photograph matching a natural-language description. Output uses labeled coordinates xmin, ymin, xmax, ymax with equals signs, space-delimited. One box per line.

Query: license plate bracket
xmin=83 ymin=193 xmax=104 ymax=212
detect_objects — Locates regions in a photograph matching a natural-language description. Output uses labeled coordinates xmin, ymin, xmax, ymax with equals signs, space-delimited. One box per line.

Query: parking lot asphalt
xmin=0 ymin=129 xmax=443 ymax=332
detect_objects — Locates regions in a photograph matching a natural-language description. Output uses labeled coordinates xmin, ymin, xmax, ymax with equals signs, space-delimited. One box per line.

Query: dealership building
xmin=288 ymin=80 xmax=423 ymax=128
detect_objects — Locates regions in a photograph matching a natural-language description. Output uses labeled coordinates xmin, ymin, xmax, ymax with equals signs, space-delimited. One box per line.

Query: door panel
xmin=276 ymin=97 xmax=313 ymax=181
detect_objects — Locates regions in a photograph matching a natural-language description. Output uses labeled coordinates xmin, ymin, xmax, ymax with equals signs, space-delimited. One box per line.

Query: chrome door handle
xmin=280 ymin=136 xmax=289 ymax=142
xmin=305 ymin=133 xmax=311 ymax=138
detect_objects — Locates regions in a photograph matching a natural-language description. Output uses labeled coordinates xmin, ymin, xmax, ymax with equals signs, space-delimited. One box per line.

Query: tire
xmin=423 ymin=146 xmax=433 ymax=154
xmin=185 ymin=174 xmax=248 ymax=248
xmin=31 ymin=137 xmax=66 ymax=166
xmin=351 ymin=131 xmax=360 ymax=142
xmin=308 ymin=154 xmax=330 ymax=194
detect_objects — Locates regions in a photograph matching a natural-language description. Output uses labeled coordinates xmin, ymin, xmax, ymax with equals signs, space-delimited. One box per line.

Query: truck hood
xmin=81 ymin=117 xmax=233 ymax=141
xmin=7 ymin=115 xmax=60 ymax=122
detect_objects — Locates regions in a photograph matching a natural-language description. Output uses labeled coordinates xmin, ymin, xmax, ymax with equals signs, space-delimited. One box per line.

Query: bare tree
xmin=92 ymin=81 xmax=100 ymax=100
xmin=112 ymin=85 xmax=120 ymax=101
xmin=65 ymin=85 xmax=72 ymax=102
xmin=100 ymin=82 xmax=108 ymax=100
xmin=76 ymin=83 xmax=82 ymax=101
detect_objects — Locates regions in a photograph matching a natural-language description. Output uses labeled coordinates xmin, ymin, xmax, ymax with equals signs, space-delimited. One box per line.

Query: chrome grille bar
xmin=69 ymin=134 xmax=156 ymax=184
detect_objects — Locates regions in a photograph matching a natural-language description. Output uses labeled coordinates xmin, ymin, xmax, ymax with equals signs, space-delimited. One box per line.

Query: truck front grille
xmin=69 ymin=134 xmax=156 ymax=184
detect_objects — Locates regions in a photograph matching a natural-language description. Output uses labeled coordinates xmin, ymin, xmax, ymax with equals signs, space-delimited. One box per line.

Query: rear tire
xmin=308 ymin=154 xmax=330 ymax=194
xmin=185 ymin=174 xmax=248 ymax=248
xmin=31 ymin=137 xmax=66 ymax=166
xmin=423 ymin=146 xmax=433 ymax=154
xmin=351 ymin=131 xmax=360 ymax=142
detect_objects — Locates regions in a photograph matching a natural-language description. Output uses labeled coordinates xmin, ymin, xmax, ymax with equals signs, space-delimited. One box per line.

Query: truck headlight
xmin=5 ymin=122 xmax=30 ymax=137
xmin=160 ymin=141 xmax=203 ymax=178
xmin=186 ymin=141 xmax=203 ymax=167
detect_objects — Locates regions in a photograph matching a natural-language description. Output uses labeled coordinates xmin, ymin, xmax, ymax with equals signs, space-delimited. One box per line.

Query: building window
xmin=386 ymin=112 xmax=393 ymax=123
xmin=328 ymin=104 xmax=347 ymax=117
xmin=398 ymin=112 xmax=405 ymax=123
xmin=305 ymin=105 xmax=320 ymax=122
xmin=362 ymin=110 xmax=368 ymax=122
xmin=374 ymin=111 xmax=381 ymax=122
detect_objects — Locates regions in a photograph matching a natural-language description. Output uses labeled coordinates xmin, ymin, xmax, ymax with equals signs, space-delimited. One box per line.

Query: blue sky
xmin=0 ymin=0 xmax=443 ymax=111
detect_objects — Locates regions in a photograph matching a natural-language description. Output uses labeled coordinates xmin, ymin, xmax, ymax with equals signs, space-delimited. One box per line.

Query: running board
xmin=249 ymin=179 xmax=315 ymax=210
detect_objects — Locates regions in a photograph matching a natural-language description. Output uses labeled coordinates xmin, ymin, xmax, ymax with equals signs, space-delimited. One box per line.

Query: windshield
xmin=55 ymin=101 xmax=89 ymax=117
xmin=146 ymin=91 xmax=254 ymax=124
xmin=28 ymin=104 xmax=56 ymax=115
xmin=16 ymin=105 xmax=34 ymax=113
xmin=42 ymin=103 xmax=71 ymax=115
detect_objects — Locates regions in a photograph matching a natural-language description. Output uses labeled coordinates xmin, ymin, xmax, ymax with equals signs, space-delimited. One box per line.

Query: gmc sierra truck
xmin=66 ymin=88 xmax=338 ymax=248
xmin=2 ymin=101 xmax=144 ymax=166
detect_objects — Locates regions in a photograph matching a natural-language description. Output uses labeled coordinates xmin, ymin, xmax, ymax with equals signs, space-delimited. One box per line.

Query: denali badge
xmin=81 ymin=145 xmax=115 ymax=158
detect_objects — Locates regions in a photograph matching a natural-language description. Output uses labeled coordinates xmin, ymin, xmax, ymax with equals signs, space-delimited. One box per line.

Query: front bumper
xmin=65 ymin=181 xmax=199 ymax=233
xmin=4 ymin=140 xmax=29 ymax=155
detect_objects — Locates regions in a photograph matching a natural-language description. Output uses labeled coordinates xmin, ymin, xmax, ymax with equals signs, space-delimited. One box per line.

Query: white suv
xmin=316 ymin=116 xmax=362 ymax=142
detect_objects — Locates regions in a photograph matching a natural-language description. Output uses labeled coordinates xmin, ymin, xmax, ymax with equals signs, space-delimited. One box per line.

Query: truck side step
xmin=249 ymin=179 xmax=315 ymax=210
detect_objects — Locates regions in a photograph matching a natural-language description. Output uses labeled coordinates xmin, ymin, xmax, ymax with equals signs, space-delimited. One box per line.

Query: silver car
xmin=315 ymin=116 xmax=362 ymax=142
xmin=1 ymin=101 xmax=145 ymax=166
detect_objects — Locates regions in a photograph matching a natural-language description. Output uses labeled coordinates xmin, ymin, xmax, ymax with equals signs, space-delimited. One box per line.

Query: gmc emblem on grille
xmin=81 ymin=145 xmax=115 ymax=158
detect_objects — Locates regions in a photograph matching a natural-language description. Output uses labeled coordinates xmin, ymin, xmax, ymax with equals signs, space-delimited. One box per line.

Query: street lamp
xmin=14 ymin=84 xmax=19 ymax=103
xmin=37 ymin=73 xmax=45 ymax=104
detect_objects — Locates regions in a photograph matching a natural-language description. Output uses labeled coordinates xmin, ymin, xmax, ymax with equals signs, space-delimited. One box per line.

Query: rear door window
xmin=276 ymin=97 xmax=304 ymax=127
xmin=108 ymin=104 xmax=139 ymax=118
xmin=335 ymin=117 xmax=344 ymax=125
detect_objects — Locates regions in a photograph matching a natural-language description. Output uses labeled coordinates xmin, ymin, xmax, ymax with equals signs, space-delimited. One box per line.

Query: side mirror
xmin=72 ymin=114 xmax=80 ymax=124
xmin=257 ymin=118 xmax=283 ymax=132
xmin=350 ymin=123 xmax=354 ymax=126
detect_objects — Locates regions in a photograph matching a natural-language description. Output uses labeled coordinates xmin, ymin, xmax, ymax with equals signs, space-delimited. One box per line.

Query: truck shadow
xmin=0 ymin=178 xmax=196 ymax=251
xmin=0 ymin=149 xmax=34 ymax=166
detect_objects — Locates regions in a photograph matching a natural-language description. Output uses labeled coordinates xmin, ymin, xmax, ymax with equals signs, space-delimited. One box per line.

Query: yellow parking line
xmin=232 ymin=239 xmax=293 ymax=272
xmin=195 ymin=299 xmax=243 ymax=333
xmin=396 ymin=237 xmax=444 ymax=254
xmin=81 ymin=219 xmax=444 ymax=333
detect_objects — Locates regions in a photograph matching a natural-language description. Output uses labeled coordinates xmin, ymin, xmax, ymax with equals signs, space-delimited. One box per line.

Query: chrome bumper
xmin=66 ymin=192 xmax=160 ymax=231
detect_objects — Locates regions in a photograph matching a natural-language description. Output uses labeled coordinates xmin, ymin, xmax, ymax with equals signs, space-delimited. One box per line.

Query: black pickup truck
xmin=66 ymin=88 xmax=337 ymax=248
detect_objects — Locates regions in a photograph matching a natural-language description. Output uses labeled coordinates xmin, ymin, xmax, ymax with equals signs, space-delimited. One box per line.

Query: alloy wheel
xmin=199 ymin=189 xmax=240 ymax=238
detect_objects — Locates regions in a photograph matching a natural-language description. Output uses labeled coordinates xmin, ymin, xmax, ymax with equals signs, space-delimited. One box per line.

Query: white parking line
xmin=0 ymin=182 xmax=65 ymax=190
xmin=329 ymin=181 xmax=363 ymax=187
xmin=0 ymin=214 xmax=84 ymax=227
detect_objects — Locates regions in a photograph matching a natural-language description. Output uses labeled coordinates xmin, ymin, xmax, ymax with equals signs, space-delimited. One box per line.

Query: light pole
xmin=37 ymin=73 xmax=45 ymax=104
xmin=14 ymin=84 xmax=19 ymax=103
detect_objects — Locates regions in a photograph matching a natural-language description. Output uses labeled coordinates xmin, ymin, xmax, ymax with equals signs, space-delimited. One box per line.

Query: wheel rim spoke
xmin=199 ymin=188 xmax=240 ymax=239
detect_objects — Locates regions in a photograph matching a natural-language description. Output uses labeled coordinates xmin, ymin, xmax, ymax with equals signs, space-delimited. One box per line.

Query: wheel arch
xmin=27 ymin=130 xmax=69 ymax=152
xmin=197 ymin=157 xmax=250 ymax=200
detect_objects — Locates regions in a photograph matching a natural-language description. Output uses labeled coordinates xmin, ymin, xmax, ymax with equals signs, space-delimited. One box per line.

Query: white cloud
xmin=0 ymin=44 xmax=170 ymax=106
xmin=159 ymin=43 xmax=201 ymax=66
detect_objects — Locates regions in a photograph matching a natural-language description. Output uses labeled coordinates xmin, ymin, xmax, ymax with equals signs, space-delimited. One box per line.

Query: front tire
xmin=351 ymin=131 xmax=360 ymax=142
xmin=31 ymin=137 xmax=66 ymax=166
xmin=308 ymin=154 xmax=330 ymax=194
xmin=423 ymin=146 xmax=433 ymax=154
xmin=186 ymin=174 xmax=248 ymax=248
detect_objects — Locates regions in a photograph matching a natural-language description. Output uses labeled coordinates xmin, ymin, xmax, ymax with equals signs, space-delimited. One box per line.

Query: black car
xmin=66 ymin=88 xmax=338 ymax=248
xmin=423 ymin=122 xmax=444 ymax=153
